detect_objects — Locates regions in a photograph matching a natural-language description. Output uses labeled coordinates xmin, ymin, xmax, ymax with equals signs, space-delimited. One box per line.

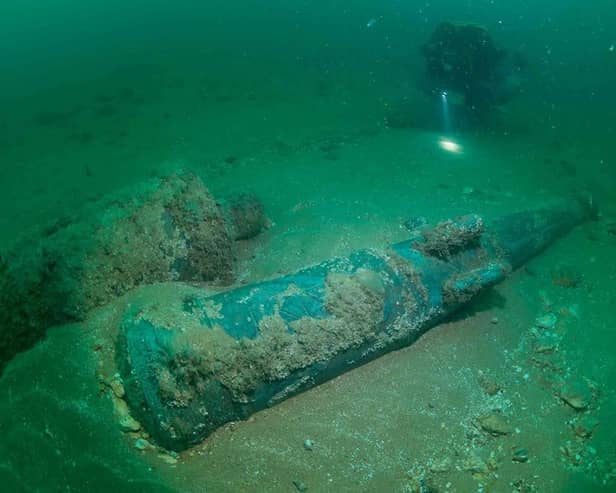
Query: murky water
xmin=1 ymin=2 xmax=615 ymax=492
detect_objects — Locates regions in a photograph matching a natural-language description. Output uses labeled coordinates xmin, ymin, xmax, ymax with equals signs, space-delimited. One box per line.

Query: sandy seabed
xmin=0 ymin=63 xmax=615 ymax=492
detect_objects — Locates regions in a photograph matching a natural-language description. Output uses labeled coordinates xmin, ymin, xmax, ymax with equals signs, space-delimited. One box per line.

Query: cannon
xmin=0 ymin=172 xmax=269 ymax=374
xmin=117 ymin=197 xmax=595 ymax=451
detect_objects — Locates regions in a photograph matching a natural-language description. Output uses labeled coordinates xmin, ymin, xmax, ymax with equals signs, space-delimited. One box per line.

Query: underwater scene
xmin=0 ymin=1 xmax=615 ymax=492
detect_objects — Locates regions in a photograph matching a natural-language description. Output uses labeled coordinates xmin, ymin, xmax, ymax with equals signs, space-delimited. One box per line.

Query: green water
xmin=1 ymin=2 xmax=615 ymax=492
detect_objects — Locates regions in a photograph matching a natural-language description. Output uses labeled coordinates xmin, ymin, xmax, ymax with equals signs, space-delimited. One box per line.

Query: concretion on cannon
xmin=118 ymin=198 xmax=594 ymax=451
xmin=0 ymin=171 xmax=268 ymax=373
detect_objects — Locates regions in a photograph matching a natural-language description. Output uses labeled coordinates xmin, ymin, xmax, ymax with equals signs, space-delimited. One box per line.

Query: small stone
xmin=134 ymin=438 xmax=153 ymax=451
xmin=113 ymin=396 xmax=141 ymax=432
xmin=512 ymin=447 xmax=529 ymax=463
xmin=110 ymin=374 xmax=125 ymax=398
xmin=561 ymin=441 xmax=584 ymax=465
xmin=158 ymin=453 xmax=178 ymax=465
xmin=534 ymin=343 xmax=557 ymax=354
xmin=478 ymin=374 xmax=501 ymax=396
xmin=532 ymin=327 xmax=561 ymax=354
xmin=303 ymin=439 xmax=314 ymax=451
xmin=572 ymin=416 xmax=599 ymax=438
xmin=292 ymin=480 xmax=307 ymax=492
xmin=463 ymin=186 xmax=475 ymax=195
xmin=490 ymin=316 xmax=499 ymax=324
xmin=118 ymin=413 xmax=141 ymax=432
xmin=535 ymin=313 xmax=557 ymax=330
xmin=478 ymin=413 xmax=512 ymax=436
xmin=561 ymin=392 xmax=588 ymax=410
xmin=560 ymin=380 xmax=594 ymax=411
xmin=463 ymin=455 xmax=489 ymax=475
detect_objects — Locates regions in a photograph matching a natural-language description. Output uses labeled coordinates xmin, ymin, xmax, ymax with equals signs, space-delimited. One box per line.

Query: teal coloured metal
xmin=118 ymin=198 xmax=594 ymax=451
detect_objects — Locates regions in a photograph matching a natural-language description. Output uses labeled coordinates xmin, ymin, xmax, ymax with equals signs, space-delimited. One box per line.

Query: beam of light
xmin=440 ymin=91 xmax=452 ymax=134
xmin=438 ymin=138 xmax=463 ymax=154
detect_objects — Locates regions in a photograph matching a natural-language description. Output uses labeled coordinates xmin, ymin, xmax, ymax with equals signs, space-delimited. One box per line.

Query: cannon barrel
xmin=118 ymin=197 xmax=594 ymax=451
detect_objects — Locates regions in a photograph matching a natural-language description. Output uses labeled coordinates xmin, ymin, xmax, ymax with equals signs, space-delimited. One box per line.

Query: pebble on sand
xmin=560 ymin=391 xmax=589 ymax=410
xmin=293 ymin=480 xmax=307 ymax=492
xmin=478 ymin=373 xmax=502 ymax=396
xmin=158 ymin=453 xmax=178 ymax=465
xmin=559 ymin=379 xmax=595 ymax=411
xmin=571 ymin=416 xmax=599 ymax=438
xmin=512 ymin=447 xmax=529 ymax=463
xmin=478 ymin=413 xmax=512 ymax=436
xmin=113 ymin=396 xmax=141 ymax=432
xmin=134 ymin=438 xmax=153 ymax=451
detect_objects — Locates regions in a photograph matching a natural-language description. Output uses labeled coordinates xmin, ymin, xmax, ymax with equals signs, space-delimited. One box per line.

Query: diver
xmin=421 ymin=21 xmax=526 ymax=122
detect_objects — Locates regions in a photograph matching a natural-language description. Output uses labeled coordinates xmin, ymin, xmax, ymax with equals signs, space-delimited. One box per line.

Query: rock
xmin=118 ymin=413 xmax=141 ymax=433
xmin=293 ymin=480 xmax=307 ymax=492
xmin=512 ymin=447 xmax=529 ymax=463
xmin=0 ymin=172 xmax=239 ymax=373
xmin=535 ymin=313 xmax=557 ymax=330
xmin=158 ymin=453 xmax=178 ymax=465
xmin=528 ymin=353 xmax=563 ymax=374
xmin=560 ymin=380 xmax=594 ymax=411
xmin=134 ymin=438 xmax=153 ymax=451
xmin=571 ymin=416 xmax=599 ymax=438
xmin=534 ymin=343 xmax=557 ymax=354
xmin=532 ymin=331 xmax=560 ymax=354
xmin=113 ymin=396 xmax=141 ymax=432
xmin=109 ymin=373 xmax=125 ymax=398
xmin=560 ymin=441 xmax=584 ymax=465
xmin=463 ymin=454 xmax=490 ymax=475
xmin=478 ymin=413 xmax=512 ymax=436
xmin=303 ymin=439 xmax=314 ymax=451
xmin=478 ymin=373 xmax=501 ymax=396
xmin=560 ymin=392 xmax=589 ymax=410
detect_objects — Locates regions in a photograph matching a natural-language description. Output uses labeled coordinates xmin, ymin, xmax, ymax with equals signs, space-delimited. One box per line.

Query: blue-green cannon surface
xmin=118 ymin=198 xmax=595 ymax=451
